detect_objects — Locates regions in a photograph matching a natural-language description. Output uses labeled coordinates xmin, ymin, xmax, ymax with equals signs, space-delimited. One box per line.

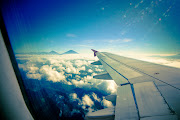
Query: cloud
xmin=106 ymin=81 xmax=117 ymax=94
xmin=26 ymin=73 xmax=42 ymax=80
xmin=122 ymin=38 xmax=132 ymax=42
xmin=88 ymin=69 xmax=93 ymax=73
xmin=92 ymin=93 xmax=101 ymax=102
xmin=105 ymin=38 xmax=133 ymax=43
xmin=82 ymin=95 xmax=94 ymax=107
xmin=66 ymin=33 xmax=77 ymax=37
xmin=101 ymin=7 xmax=104 ymax=10
xmin=101 ymin=98 xmax=113 ymax=108
xmin=16 ymin=53 xmax=180 ymax=119
xmin=40 ymin=65 xmax=66 ymax=82
xmin=69 ymin=93 xmax=78 ymax=100
xmin=75 ymin=60 xmax=89 ymax=67
xmin=76 ymin=45 xmax=93 ymax=48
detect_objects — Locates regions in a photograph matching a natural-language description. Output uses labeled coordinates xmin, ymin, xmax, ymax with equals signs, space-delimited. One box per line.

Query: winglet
xmin=91 ymin=49 xmax=98 ymax=57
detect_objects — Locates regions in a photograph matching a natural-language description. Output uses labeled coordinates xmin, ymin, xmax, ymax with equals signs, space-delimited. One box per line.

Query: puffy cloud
xmin=28 ymin=66 xmax=39 ymax=74
xmin=65 ymin=66 xmax=79 ymax=74
xmin=71 ymin=80 xmax=87 ymax=88
xmin=92 ymin=93 xmax=101 ymax=102
xmin=40 ymin=65 xmax=65 ymax=82
xmin=18 ymin=63 xmax=39 ymax=73
xmin=82 ymin=95 xmax=94 ymax=107
xmin=26 ymin=73 xmax=42 ymax=80
xmin=122 ymin=38 xmax=132 ymax=42
xmin=75 ymin=60 xmax=89 ymax=67
xmin=95 ymin=68 xmax=104 ymax=72
xmin=88 ymin=69 xmax=93 ymax=73
xmin=107 ymin=81 xmax=117 ymax=94
xmin=66 ymin=33 xmax=76 ymax=37
xmin=101 ymin=98 xmax=113 ymax=108
xmin=69 ymin=93 xmax=78 ymax=100
xmin=69 ymin=93 xmax=81 ymax=102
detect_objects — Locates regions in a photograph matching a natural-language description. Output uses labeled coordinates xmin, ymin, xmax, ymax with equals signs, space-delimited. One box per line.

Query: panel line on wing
xmin=104 ymin=53 xmax=180 ymax=91
xmin=98 ymin=57 xmax=129 ymax=81
xmin=130 ymin=84 xmax=140 ymax=119
xmin=153 ymin=81 xmax=176 ymax=115
xmin=98 ymin=55 xmax=141 ymax=118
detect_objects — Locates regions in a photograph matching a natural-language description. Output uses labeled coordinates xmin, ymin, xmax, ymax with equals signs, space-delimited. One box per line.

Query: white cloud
xmin=107 ymin=81 xmax=117 ymax=94
xmin=101 ymin=98 xmax=113 ymax=108
xmin=82 ymin=95 xmax=94 ymax=107
xmin=122 ymin=38 xmax=132 ymax=42
xmin=105 ymin=38 xmax=133 ymax=43
xmin=71 ymin=80 xmax=87 ymax=88
xmin=18 ymin=63 xmax=39 ymax=73
xmin=95 ymin=68 xmax=103 ymax=72
xmin=69 ymin=93 xmax=78 ymax=100
xmin=88 ymin=69 xmax=93 ymax=73
xmin=69 ymin=93 xmax=80 ymax=102
xmin=77 ymin=45 xmax=93 ymax=48
xmin=75 ymin=60 xmax=89 ymax=67
xmin=66 ymin=33 xmax=77 ymax=37
xmin=92 ymin=93 xmax=101 ymax=102
xmin=28 ymin=66 xmax=39 ymax=74
xmin=26 ymin=73 xmax=42 ymax=80
xmin=40 ymin=65 xmax=65 ymax=82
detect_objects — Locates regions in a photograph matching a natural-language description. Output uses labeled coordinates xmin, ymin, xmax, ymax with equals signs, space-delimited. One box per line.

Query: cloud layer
xmin=17 ymin=54 xmax=117 ymax=119
xmin=16 ymin=53 xmax=180 ymax=119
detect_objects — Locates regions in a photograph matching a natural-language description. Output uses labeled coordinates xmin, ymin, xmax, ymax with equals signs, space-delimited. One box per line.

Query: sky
xmin=1 ymin=0 xmax=180 ymax=54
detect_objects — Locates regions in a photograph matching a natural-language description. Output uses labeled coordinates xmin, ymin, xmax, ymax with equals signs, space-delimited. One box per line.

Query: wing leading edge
xmin=86 ymin=49 xmax=180 ymax=120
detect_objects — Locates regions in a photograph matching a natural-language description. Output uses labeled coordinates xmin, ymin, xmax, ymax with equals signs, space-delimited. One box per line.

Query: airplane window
xmin=1 ymin=0 xmax=180 ymax=120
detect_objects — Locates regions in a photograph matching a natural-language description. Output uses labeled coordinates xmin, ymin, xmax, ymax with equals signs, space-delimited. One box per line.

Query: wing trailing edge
xmin=91 ymin=60 xmax=102 ymax=65
xmin=104 ymin=95 xmax=117 ymax=105
xmin=85 ymin=107 xmax=115 ymax=120
xmin=93 ymin=73 xmax=113 ymax=80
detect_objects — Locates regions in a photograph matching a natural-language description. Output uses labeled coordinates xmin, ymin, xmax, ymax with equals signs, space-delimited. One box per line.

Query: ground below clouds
xmin=17 ymin=54 xmax=116 ymax=120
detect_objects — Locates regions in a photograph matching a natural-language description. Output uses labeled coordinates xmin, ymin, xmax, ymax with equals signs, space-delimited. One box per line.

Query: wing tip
xmin=91 ymin=49 xmax=98 ymax=57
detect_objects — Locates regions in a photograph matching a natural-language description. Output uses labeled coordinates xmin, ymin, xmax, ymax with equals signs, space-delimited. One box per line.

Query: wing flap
xmin=86 ymin=107 xmax=115 ymax=120
xmin=93 ymin=73 xmax=113 ymax=80
xmin=115 ymin=86 xmax=139 ymax=120
xmin=134 ymin=82 xmax=172 ymax=117
xmin=105 ymin=95 xmax=117 ymax=105
xmin=141 ymin=115 xmax=178 ymax=120
xmin=91 ymin=60 xmax=102 ymax=65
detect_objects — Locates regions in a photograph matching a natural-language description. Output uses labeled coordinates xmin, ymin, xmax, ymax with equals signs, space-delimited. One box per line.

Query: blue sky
xmin=1 ymin=0 xmax=180 ymax=54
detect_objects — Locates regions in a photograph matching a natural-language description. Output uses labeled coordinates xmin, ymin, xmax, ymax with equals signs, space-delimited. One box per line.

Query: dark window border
xmin=0 ymin=10 xmax=37 ymax=120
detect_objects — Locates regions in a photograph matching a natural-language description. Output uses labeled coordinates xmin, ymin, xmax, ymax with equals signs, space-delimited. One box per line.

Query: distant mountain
xmin=62 ymin=50 xmax=78 ymax=54
xmin=16 ymin=50 xmax=79 ymax=55
xmin=49 ymin=51 xmax=60 ymax=55
xmin=16 ymin=51 xmax=60 ymax=55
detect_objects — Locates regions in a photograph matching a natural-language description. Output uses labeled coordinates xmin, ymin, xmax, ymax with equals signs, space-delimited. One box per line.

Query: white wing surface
xmin=86 ymin=50 xmax=180 ymax=120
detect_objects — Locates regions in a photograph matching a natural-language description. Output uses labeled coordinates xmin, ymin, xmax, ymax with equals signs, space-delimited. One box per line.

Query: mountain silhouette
xmin=16 ymin=50 xmax=79 ymax=55
xmin=62 ymin=50 xmax=78 ymax=54
xmin=49 ymin=51 xmax=59 ymax=55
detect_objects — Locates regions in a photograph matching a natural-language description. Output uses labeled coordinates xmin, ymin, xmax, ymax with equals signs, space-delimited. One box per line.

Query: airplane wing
xmin=86 ymin=49 xmax=180 ymax=120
